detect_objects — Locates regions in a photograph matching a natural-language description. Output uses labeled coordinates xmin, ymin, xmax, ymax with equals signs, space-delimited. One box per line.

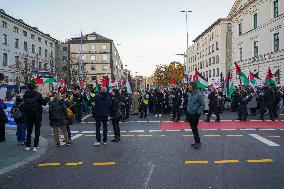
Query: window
xmin=32 ymin=44 xmax=35 ymax=53
xmin=62 ymin=56 xmax=67 ymax=62
xmin=217 ymin=68 xmax=219 ymax=77
xmin=23 ymin=30 xmax=27 ymax=37
xmin=63 ymin=47 xmax=67 ymax=51
xmin=14 ymin=26 xmax=19 ymax=33
xmin=206 ymin=60 xmax=208 ymax=67
xmin=253 ymin=41 xmax=259 ymax=57
xmin=239 ymin=47 xmax=243 ymax=61
xmin=45 ymin=40 xmax=47 ymax=45
xmin=209 ymin=46 xmax=211 ymax=54
xmin=91 ymin=76 xmax=97 ymax=81
xmin=209 ymin=70 xmax=212 ymax=78
xmin=45 ymin=49 xmax=48 ymax=57
xmin=91 ymin=55 xmax=96 ymax=61
xmin=274 ymin=0 xmax=279 ymax=18
xmin=102 ymin=65 xmax=108 ymax=71
xmin=2 ymin=34 xmax=7 ymax=45
xmin=216 ymin=55 xmax=219 ymax=64
xmin=216 ymin=42 xmax=219 ymax=50
xmin=2 ymin=21 xmax=7 ymax=28
xmin=212 ymin=44 xmax=215 ymax=53
xmin=15 ymin=38 xmax=19 ymax=49
xmin=39 ymin=47 xmax=42 ymax=55
xmin=253 ymin=13 xmax=258 ymax=29
xmin=209 ymin=58 xmax=211 ymax=66
xmin=15 ymin=56 xmax=19 ymax=66
xmin=38 ymin=37 xmax=41 ymax=42
xmin=31 ymin=34 xmax=35 ymax=39
xmin=274 ymin=33 xmax=279 ymax=52
xmin=103 ymin=54 xmax=108 ymax=61
xmin=213 ymin=69 xmax=215 ymax=77
xmin=44 ymin=63 xmax=48 ymax=70
xmin=212 ymin=56 xmax=215 ymax=64
xmin=206 ymin=71 xmax=208 ymax=78
xmin=51 ymin=51 xmax=53 ymax=58
xmin=238 ymin=23 xmax=242 ymax=36
xmin=24 ymin=41 xmax=28 ymax=51
xmin=50 ymin=43 xmax=53 ymax=48
xmin=102 ymin=44 xmax=107 ymax=50
xmin=91 ymin=65 xmax=96 ymax=71
xmin=2 ymin=53 xmax=8 ymax=67
xmin=38 ymin=62 xmax=42 ymax=70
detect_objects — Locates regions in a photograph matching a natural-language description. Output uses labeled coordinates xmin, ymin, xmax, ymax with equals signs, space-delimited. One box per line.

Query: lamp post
xmin=180 ymin=10 xmax=192 ymax=50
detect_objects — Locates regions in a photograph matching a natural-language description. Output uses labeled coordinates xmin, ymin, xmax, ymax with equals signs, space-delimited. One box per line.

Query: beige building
xmin=68 ymin=32 xmax=125 ymax=84
xmin=229 ymin=0 xmax=284 ymax=85
xmin=186 ymin=19 xmax=232 ymax=84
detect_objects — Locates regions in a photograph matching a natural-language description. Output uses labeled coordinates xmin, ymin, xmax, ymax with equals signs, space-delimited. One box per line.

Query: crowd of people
xmin=0 ymin=81 xmax=283 ymax=150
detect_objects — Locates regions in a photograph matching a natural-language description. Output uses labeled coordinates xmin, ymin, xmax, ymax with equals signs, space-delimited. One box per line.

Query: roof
xmin=0 ymin=10 xmax=59 ymax=43
xmin=70 ymin=32 xmax=112 ymax=41
xmin=192 ymin=18 xmax=229 ymax=43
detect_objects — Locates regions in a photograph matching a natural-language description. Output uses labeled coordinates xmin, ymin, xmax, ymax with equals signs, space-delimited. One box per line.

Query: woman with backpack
xmin=11 ymin=95 xmax=27 ymax=145
xmin=49 ymin=93 xmax=71 ymax=147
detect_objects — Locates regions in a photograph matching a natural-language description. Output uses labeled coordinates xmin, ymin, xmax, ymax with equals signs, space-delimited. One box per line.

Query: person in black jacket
xmin=24 ymin=83 xmax=48 ymax=152
xmin=13 ymin=95 xmax=27 ymax=145
xmin=206 ymin=87 xmax=220 ymax=122
xmin=171 ymin=88 xmax=182 ymax=122
xmin=110 ymin=89 xmax=121 ymax=142
xmin=237 ymin=86 xmax=251 ymax=121
xmin=0 ymin=99 xmax=7 ymax=142
xmin=93 ymin=88 xmax=112 ymax=146
xmin=73 ymin=89 xmax=83 ymax=122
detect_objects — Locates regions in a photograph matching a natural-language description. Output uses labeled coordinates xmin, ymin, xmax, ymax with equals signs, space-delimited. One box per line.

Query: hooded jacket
xmin=94 ymin=92 xmax=112 ymax=118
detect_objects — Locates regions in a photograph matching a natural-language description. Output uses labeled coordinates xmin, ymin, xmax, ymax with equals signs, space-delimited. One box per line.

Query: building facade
xmin=0 ymin=9 xmax=58 ymax=83
xmin=186 ymin=19 xmax=232 ymax=84
xmin=229 ymin=0 xmax=284 ymax=85
xmin=68 ymin=32 xmax=124 ymax=84
xmin=55 ymin=42 xmax=68 ymax=80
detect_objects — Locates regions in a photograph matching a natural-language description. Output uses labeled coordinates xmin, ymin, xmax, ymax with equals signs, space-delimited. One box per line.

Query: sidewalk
xmin=0 ymin=129 xmax=48 ymax=175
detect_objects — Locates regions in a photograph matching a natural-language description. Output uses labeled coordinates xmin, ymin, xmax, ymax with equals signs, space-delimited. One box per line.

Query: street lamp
xmin=180 ymin=10 xmax=192 ymax=51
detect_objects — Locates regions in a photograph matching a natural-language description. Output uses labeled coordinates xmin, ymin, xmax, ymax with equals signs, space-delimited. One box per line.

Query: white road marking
xmin=137 ymin=121 xmax=148 ymax=123
xmin=240 ymin=129 xmax=256 ymax=131
xmin=71 ymin=134 xmax=84 ymax=140
xmin=166 ymin=130 xmax=180 ymax=132
xmin=87 ymin=122 xmax=96 ymax=124
xmin=249 ymin=134 xmax=280 ymax=147
xmin=221 ymin=129 xmax=237 ymax=131
xmin=202 ymin=129 xmax=218 ymax=131
xmin=120 ymin=131 xmax=127 ymax=133
xmin=82 ymin=114 xmax=91 ymax=121
xmin=184 ymin=129 xmax=192 ymax=132
xmin=81 ymin=122 xmax=86 ymax=124
xmin=149 ymin=130 xmax=162 ymax=132
xmin=149 ymin=121 xmax=161 ymax=123
xmin=280 ymin=129 xmax=284 ymax=130
xmin=162 ymin=121 xmax=173 ymax=123
xmin=129 ymin=130 xmax=145 ymax=133
xmin=81 ymin=131 xmax=96 ymax=134
xmin=70 ymin=131 xmax=79 ymax=134
xmin=259 ymin=129 xmax=277 ymax=131
xmin=144 ymin=163 xmax=155 ymax=189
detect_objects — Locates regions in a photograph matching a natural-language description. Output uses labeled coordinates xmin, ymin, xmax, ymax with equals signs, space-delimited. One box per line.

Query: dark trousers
xmin=173 ymin=106 xmax=181 ymax=120
xmin=26 ymin=116 xmax=42 ymax=147
xmin=75 ymin=103 xmax=83 ymax=121
xmin=238 ymin=105 xmax=247 ymax=121
xmin=66 ymin=124 xmax=71 ymax=140
xmin=0 ymin=123 xmax=5 ymax=142
xmin=207 ymin=106 xmax=220 ymax=120
xmin=112 ymin=117 xmax=120 ymax=138
xmin=140 ymin=105 xmax=147 ymax=118
xmin=95 ymin=117 xmax=108 ymax=143
xmin=268 ymin=104 xmax=276 ymax=120
xmin=259 ymin=102 xmax=266 ymax=119
xmin=188 ymin=114 xmax=201 ymax=143
xmin=155 ymin=103 xmax=162 ymax=114
xmin=17 ymin=122 xmax=27 ymax=142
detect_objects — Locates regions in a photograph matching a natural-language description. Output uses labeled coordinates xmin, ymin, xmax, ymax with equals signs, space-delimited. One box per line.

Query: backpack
xmin=50 ymin=100 xmax=64 ymax=121
xmin=11 ymin=107 xmax=22 ymax=119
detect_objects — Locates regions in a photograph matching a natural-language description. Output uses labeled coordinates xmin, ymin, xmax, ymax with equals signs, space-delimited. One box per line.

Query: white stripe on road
xmin=70 ymin=131 xmax=79 ymax=134
xmin=120 ymin=131 xmax=127 ymax=133
xmin=71 ymin=134 xmax=83 ymax=140
xmin=240 ymin=129 xmax=256 ymax=131
xmin=184 ymin=129 xmax=192 ymax=132
xmin=259 ymin=129 xmax=277 ymax=131
xmin=149 ymin=130 xmax=162 ymax=132
xmin=137 ymin=121 xmax=148 ymax=123
xmin=249 ymin=134 xmax=280 ymax=147
xmin=82 ymin=114 xmax=92 ymax=121
xmin=129 ymin=130 xmax=145 ymax=133
xmin=166 ymin=130 xmax=181 ymax=132
xmin=221 ymin=129 xmax=237 ymax=131
xmin=87 ymin=122 xmax=96 ymax=124
xmin=81 ymin=131 xmax=95 ymax=134
xmin=202 ymin=129 xmax=218 ymax=131
xmin=149 ymin=121 xmax=161 ymax=123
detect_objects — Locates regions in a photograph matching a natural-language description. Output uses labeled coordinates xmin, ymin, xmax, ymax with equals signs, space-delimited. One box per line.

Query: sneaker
xmin=93 ymin=142 xmax=100 ymax=146
xmin=111 ymin=138 xmax=119 ymax=142
xmin=159 ymin=114 xmax=162 ymax=117
xmin=33 ymin=147 xmax=39 ymax=152
xmin=66 ymin=141 xmax=71 ymax=146
xmin=191 ymin=143 xmax=197 ymax=147
xmin=24 ymin=147 xmax=31 ymax=151
xmin=155 ymin=114 xmax=158 ymax=118
xmin=103 ymin=142 xmax=107 ymax=145
xmin=56 ymin=143 xmax=60 ymax=147
xmin=194 ymin=143 xmax=201 ymax=149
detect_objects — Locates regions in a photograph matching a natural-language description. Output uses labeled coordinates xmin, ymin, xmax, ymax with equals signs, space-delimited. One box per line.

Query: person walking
xmin=139 ymin=91 xmax=149 ymax=119
xmin=110 ymin=89 xmax=121 ymax=142
xmin=24 ymin=83 xmax=48 ymax=152
xmin=187 ymin=82 xmax=205 ymax=149
xmin=0 ymin=99 xmax=8 ymax=142
xmin=131 ymin=91 xmax=140 ymax=115
xmin=205 ymin=87 xmax=220 ymax=122
xmin=11 ymin=95 xmax=27 ymax=145
xmin=93 ymin=88 xmax=112 ymax=146
xmin=49 ymin=94 xmax=70 ymax=147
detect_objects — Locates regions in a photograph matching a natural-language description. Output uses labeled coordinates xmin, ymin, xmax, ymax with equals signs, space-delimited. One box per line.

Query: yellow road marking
xmin=267 ymin=136 xmax=280 ymax=138
xmin=247 ymin=159 xmax=273 ymax=163
xmin=137 ymin=135 xmax=153 ymax=137
xmin=121 ymin=135 xmax=135 ymax=137
xmin=183 ymin=135 xmax=194 ymax=137
xmin=204 ymin=135 xmax=221 ymax=137
xmin=225 ymin=135 xmax=244 ymax=137
xmin=185 ymin=161 xmax=209 ymax=164
xmin=93 ymin=162 xmax=116 ymax=166
xmin=214 ymin=160 xmax=240 ymax=164
xmin=38 ymin=163 xmax=61 ymax=167
xmin=65 ymin=162 xmax=83 ymax=166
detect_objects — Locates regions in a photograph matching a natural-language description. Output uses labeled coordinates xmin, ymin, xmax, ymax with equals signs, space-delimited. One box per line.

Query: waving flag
xmin=235 ymin=63 xmax=249 ymax=86
xmin=193 ymin=70 xmax=208 ymax=90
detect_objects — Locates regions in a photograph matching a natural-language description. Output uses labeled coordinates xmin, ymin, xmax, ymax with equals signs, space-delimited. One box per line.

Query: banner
xmin=4 ymin=101 xmax=16 ymax=127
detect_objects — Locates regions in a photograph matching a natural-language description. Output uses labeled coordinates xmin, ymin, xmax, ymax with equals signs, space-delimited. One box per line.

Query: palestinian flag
xmin=36 ymin=77 xmax=58 ymax=84
xmin=249 ymin=72 xmax=256 ymax=85
xmin=225 ymin=71 xmax=234 ymax=99
xmin=265 ymin=68 xmax=276 ymax=85
xmin=169 ymin=79 xmax=175 ymax=88
xmin=235 ymin=63 xmax=249 ymax=86
xmin=193 ymin=70 xmax=208 ymax=90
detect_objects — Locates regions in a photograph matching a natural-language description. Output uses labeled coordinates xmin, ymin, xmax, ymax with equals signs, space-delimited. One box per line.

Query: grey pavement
xmin=0 ymin=111 xmax=284 ymax=189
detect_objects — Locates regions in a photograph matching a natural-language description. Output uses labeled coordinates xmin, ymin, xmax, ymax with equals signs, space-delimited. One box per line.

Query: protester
xmin=0 ymin=99 xmax=8 ymax=142
xmin=206 ymin=87 xmax=220 ymax=122
xmin=110 ymin=89 xmax=121 ymax=142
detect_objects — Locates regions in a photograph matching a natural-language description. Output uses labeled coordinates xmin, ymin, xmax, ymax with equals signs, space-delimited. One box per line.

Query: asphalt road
xmin=1 ymin=111 xmax=284 ymax=189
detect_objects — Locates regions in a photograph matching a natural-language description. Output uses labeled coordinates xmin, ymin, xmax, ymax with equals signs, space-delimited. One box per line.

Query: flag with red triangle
xmin=265 ymin=68 xmax=276 ymax=85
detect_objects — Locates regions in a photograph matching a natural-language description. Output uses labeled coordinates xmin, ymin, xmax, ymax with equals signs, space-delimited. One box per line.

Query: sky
xmin=2 ymin=0 xmax=235 ymax=76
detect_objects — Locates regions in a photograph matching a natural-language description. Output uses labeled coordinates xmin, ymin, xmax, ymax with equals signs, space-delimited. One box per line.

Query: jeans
xmin=82 ymin=102 xmax=89 ymax=114
xmin=188 ymin=113 xmax=201 ymax=143
xmin=112 ymin=117 xmax=120 ymax=138
xmin=17 ymin=122 xmax=27 ymax=142
xmin=26 ymin=115 xmax=42 ymax=147
xmin=95 ymin=117 xmax=108 ymax=143
xmin=66 ymin=124 xmax=71 ymax=140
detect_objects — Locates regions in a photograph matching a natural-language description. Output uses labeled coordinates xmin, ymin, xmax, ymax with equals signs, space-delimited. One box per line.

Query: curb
xmin=0 ymin=136 xmax=48 ymax=176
